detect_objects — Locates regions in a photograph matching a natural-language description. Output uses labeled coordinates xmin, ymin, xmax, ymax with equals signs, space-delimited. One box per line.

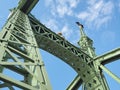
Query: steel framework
xmin=0 ymin=0 xmax=120 ymax=90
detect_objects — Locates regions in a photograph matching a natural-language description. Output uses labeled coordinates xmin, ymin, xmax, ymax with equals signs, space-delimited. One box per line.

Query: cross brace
xmin=29 ymin=15 xmax=110 ymax=90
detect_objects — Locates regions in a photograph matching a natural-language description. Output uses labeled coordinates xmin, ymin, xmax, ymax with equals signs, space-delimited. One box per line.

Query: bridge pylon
xmin=0 ymin=1 xmax=52 ymax=90
xmin=0 ymin=0 xmax=120 ymax=90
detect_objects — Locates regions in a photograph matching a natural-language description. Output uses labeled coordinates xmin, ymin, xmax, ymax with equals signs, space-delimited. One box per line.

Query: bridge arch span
xmin=29 ymin=15 xmax=105 ymax=90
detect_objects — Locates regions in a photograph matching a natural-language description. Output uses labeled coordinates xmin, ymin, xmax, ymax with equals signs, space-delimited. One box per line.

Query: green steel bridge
xmin=0 ymin=0 xmax=120 ymax=90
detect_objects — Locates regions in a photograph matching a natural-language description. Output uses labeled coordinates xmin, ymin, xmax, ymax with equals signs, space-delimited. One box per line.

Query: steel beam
xmin=100 ymin=64 xmax=120 ymax=84
xmin=0 ymin=73 xmax=38 ymax=90
xmin=17 ymin=0 xmax=39 ymax=14
xmin=1 ymin=0 xmax=120 ymax=89
xmin=29 ymin=15 xmax=109 ymax=90
xmin=66 ymin=75 xmax=82 ymax=90
xmin=94 ymin=48 xmax=120 ymax=65
xmin=0 ymin=9 xmax=52 ymax=90
xmin=0 ymin=83 xmax=14 ymax=90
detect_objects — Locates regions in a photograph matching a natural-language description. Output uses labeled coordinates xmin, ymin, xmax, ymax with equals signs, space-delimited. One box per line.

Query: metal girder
xmin=1 ymin=0 xmax=120 ymax=89
xmin=0 ymin=9 xmax=52 ymax=90
xmin=100 ymin=65 xmax=120 ymax=84
xmin=0 ymin=82 xmax=14 ymax=90
xmin=67 ymin=22 xmax=97 ymax=90
xmin=17 ymin=0 xmax=39 ymax=14
xmin=66 ymin=75 xmax=82 ymax=90
xmin=29 ymin=15 xmax=109 ymax=90
xmin=0 ymin=73 xmax=38 ymax=90
xmin=94 ymin=48 xmax=120 ymax=65
xmin=65 ymin=26 xmax=120 ymax=90
xmin=2 ymin=65 xmax=27 ymax=75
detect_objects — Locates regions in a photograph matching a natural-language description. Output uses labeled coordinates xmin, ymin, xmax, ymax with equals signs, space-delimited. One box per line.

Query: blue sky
xmin=0 ymin=0 xmax=120 ymax=90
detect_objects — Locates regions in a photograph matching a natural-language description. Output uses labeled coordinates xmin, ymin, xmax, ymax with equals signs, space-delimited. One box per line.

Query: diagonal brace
xmin=100 ymin=64 xmax=120 ymax=84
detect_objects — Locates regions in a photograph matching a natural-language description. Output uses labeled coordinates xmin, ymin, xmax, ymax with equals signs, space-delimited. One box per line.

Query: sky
xmin=0 ymin=0 xmax=120 ymax=90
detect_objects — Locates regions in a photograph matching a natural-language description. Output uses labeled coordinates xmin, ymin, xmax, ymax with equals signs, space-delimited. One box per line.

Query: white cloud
xmin=45 ymin=0 xmax=80 ymax=17
xmin=43 ymin=19 xmax=74 ymax=40
xmin=56 ymin=4 xmax=73 ymax=17
xmin=60 ymin=25 xmax=81 ymax=45
xmin=61 ymin=25 xmax=73 ymax=40
xmin=44 ymin=0 xmax=53 ymax=6
xmin=44 ymin=19 xmax=59 ymax=33
xmin=43 ymin=0 xmax=115 ymax=44
xmin=90 ymin=0 xmax=103 ymax=11
xmin=77 ymin=12 xmax=89 ymax=20
xmin=67 ymin=0 xmax=80 ymax=8
xmin=94 ymin=16 xmax=111 ymax=29
xmin=101 ymin=1 xmax=114 ymax=15
xmin=76 ymin=0 xmax=114 ymax=29
xmin=87 ymin=0 xmax=96 ymax=5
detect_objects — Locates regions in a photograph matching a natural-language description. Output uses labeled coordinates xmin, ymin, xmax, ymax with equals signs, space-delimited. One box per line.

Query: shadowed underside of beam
xmin=17 ymin=0 xmax=39 ymax=14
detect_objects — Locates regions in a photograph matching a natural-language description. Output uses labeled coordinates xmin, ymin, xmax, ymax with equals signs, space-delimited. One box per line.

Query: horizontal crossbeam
xmin=94 ymin=48 xmax=120 ymax=65
xmin=0 ymin=73 xmax=38 ymax=90
xmin=0 ymin=62 xmax=37 ymax=65
xmin=17 ymin=0 xmax=39 ymax=14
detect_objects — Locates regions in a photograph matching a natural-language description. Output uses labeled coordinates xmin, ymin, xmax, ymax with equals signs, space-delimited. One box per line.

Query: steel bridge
xmin=0 ymin=0 xmax=120 ymax=90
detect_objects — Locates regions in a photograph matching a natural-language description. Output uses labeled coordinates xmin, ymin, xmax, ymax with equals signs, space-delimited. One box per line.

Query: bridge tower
xmin=0 ymin=0 xmax=120 ymax=90
xmin=67 ymin=22 xmax=109 ymax=90
xmin=76 ymin=22 xmax=96 ymax=57
xmin=0 ymin=0 xmax=51 ymax=90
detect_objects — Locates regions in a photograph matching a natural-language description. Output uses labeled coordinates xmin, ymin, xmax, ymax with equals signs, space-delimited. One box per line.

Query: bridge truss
xmin=0 ymin=0 xmax=120 ymax=90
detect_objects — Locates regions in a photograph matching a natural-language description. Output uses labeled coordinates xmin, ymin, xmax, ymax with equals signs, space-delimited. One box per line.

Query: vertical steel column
xmin=67 ymin=22 xmax=109 ymax=90
xmin=0 ymin=8 xmax=51 ymax=90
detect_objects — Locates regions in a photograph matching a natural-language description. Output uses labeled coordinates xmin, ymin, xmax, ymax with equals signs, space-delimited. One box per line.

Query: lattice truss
xmin=29 ymin=15 xmax=120 ymax=90
xmin=0 ymin=9 xmax=51 ymax=90
xmin=0 ymin=0 xmax=120 ymax=90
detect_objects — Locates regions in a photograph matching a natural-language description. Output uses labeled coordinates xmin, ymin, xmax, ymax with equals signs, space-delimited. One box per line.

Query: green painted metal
xmin=0 ymin=0 xmax=120 ymax=90
xmin=17 ymin=0 xmax=39 ymax=14
xmin=29 ymin=16 xmax=111 ymax=90
xmin=95 ymin=48 xmax=120 ymax=65
xmin=0 ymin=73 xmax=38 ymax=90
xmin=76 ymin=22 xmax=96 ymax=57
xmin=0 ymin=8 xmax=51 ymax=90
xmin=66 ymin=75 xmax=82 ymax=90
xmin=67 ymin=22 xmax=109 ymax=90
xmin=100 ymin=64 xmax=120 ymax=84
